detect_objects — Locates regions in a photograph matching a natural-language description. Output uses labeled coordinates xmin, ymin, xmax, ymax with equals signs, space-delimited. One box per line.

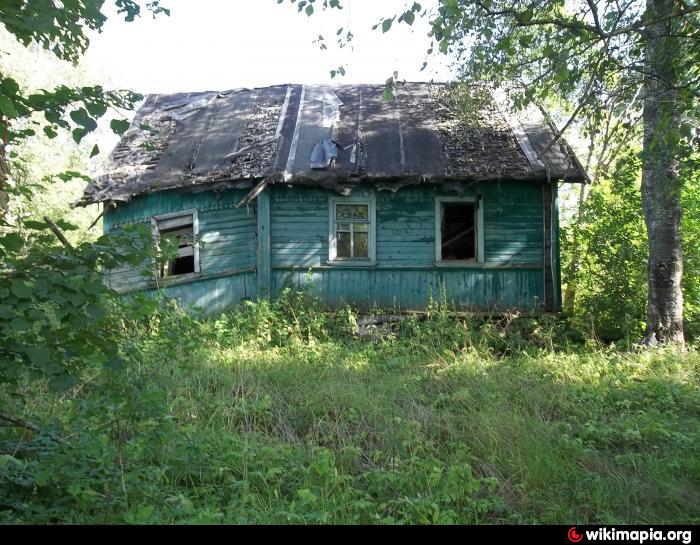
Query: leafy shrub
xmin=562 ymin=152 xmax=700 ymax=342
xmin=1 ymin=297 xmax=697 ymax=524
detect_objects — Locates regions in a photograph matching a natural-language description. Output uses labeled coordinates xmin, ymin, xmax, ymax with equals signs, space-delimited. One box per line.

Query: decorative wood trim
xmin=108 ymin=200 xmax=253 ymax=230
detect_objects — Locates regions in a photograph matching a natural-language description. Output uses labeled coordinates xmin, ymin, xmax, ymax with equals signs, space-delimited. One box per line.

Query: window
xmin=329 ymin=196 xmax=376 ymax=263
xmin=152 ymin=210 xmax=200 ymax=279
xmin=435 ymin=197 xmax=484 ymax=263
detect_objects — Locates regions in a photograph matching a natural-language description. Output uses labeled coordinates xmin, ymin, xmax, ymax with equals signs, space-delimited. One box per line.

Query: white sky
xmin=84 ymin=0 xmax=454 ymax=94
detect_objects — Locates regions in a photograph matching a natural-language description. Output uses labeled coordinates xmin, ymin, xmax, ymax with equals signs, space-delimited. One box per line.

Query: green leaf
xmin=305 ymin=4 xmax=314 ymax=16
xmin=86 ymin=101 xmax=107 ymax=117
xmin=10 ymin=280 xmax=32 ymax=299
xmin=1 ymin=77 xmax=19 ymax=97
xmin=0 ymin=233 xmax=23 ymax=251
xmin=403 ymin=10 xmax=415 ymax=25
xmin=0 ymin=95 xmax=19 ymax=118
xmin=110 ymin=118 xmax=130 ymax=135
xmin=382 ymin=18 xmax=393 ymax=33
xmin=69 ymin=108 xmax=97 ymax=131
xmin=55 ymin=219 xmax=79 ymax=231
xmin=24 ymin=220 xmax=50 ymax=230
xmin=26 ymin=346 xmax=50 ymax=367
xmin=90 ymin=144 xmax=100 ymax=157
xmin=43 ymin=126 xmax=58 ymax=139
xmin=67 ymin=482 xmax=81 ymax=497
xmin=72 ymin=127 xmax=87 ymax=144
xmin=0 ymin=305 xmax=13 ymax=319
xmin=10 ymin=318 xmax=32 ymax=332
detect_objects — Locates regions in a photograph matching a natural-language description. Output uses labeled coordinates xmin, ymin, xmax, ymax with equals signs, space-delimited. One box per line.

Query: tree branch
xmin=43 ymin=215 xmax=73 ymax=249
xmin=0 ymin=412 xmax=68 ymax=445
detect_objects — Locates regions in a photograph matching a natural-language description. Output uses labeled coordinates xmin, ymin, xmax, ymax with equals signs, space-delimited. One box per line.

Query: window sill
xmin=434 ymin=261 xmax=481 ymax=268
xmin=155 ymin=271 xmax=203 ymax=286
xmin=324 ymin=260 xmax=377 ymax=268
xmin=433 ymin=262 xmax=542 ymax=269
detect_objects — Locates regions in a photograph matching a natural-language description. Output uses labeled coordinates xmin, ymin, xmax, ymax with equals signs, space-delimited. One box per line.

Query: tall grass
xmin=1 ymin=290 xmax=698 ymax=524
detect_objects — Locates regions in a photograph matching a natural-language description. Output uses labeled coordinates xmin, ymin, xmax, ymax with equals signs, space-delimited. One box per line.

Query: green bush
xmin=562 ymin=152 xmax=700 ymax=342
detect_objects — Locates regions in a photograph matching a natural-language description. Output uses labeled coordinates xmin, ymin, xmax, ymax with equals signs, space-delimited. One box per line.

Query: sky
xmin=84 ymin=0 xmax=455 ymax=94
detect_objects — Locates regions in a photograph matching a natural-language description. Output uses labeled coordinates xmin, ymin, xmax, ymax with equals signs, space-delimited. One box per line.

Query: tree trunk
xmin=641 ymin=0 xmax=684 ymax=344
xmin=0 ymin=114 xmax=8 ymax=222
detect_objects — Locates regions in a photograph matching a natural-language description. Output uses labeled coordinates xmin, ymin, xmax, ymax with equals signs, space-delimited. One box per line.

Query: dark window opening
xmin=167 ymin=254 xmax=195 ymax=276
xmin=440 ymin=203 xmax=476 ymax=260
xmin=156 ymin=218 xmax=196 ymax=278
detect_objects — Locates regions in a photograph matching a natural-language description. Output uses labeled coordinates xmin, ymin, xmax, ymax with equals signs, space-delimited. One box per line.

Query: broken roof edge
xmin=490 ymin=88 xmax=590 ymax=184
xmin=76 ymin=168 xmax=584 ymax=210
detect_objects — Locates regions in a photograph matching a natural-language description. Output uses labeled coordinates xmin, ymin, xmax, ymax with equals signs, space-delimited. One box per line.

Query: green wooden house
xmin=77 ymin=83 xmax=586 ymax=314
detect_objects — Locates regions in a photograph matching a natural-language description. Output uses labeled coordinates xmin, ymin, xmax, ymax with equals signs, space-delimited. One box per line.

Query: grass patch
xmin=1 ymin=293 xmax=698 ymax=524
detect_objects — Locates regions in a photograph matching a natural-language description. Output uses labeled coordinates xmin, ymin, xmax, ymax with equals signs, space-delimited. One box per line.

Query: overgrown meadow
xmin=1 ymin=291 xmax=698 ymax=524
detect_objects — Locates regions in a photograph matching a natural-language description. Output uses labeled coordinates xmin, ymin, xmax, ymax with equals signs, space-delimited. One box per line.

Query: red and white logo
xmin=568 ymin=527 xmax=584 ymax=543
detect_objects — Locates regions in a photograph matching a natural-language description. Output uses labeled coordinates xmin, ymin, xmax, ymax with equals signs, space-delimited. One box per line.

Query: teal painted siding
xmin=270 ymin=181 xmax=545 ymax=309
xmin=160 ymin=271 xmax=256 ymax=314
xmin=102 ymin=180 xmax=552 ymax=313
xmin=481 ymin=182 xmax=544 ymax=265
xmin=376 ymin=188 xmax=436 ymax=265
xmin=273 ymin=268 xmax=543 ymax=310
xmin=103 ymin=188 xmax=257 ymax=309
xmin=198 ymin=206 xmax=256 ymax=275
xmin=270 ymin=187 xmax=328 ymax=267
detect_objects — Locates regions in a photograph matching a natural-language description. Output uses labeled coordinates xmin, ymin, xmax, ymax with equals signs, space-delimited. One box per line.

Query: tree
xmin=0 ymin=0 xmax=169 ymax=220
xmin=288 ymin=0 xmax=700 ymax=344
xmin=0 ymin=2 xmax=168 ymax=389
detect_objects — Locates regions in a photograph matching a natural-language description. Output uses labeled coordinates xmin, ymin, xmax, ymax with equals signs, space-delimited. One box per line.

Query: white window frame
xmin=435 ymin=196 xmax=484 ymax=264
xmin=328 ymin=195 xmax=376 ymax=264
xmin=151 ymin=209 xmax=201 ymax=279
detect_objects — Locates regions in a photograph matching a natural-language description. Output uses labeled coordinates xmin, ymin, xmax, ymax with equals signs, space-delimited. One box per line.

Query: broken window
xmin=329 ymin=198 xmax=375 ymax=262
xmin=438 ymin=201 xmax=477 ymax=261
xmin=153 ymin=211 xmax=200 ymax=278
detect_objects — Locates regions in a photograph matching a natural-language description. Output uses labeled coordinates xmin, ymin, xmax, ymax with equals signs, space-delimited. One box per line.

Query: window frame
xmin=151 ymin=209 xmax=201 ymax=280
xmin=328 ymin=195 xmax=376 ymax=265
xmin=434 ymin=196 xmax=484 ymax=264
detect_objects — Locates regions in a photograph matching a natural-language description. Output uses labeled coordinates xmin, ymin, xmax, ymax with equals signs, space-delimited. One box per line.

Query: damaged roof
xmin=78 ymin=82 xmax=587 ymax=205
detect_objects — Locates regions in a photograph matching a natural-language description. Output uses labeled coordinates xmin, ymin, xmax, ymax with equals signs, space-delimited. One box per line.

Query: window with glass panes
xmin=334 ymin=203 xmax=370 ymax=259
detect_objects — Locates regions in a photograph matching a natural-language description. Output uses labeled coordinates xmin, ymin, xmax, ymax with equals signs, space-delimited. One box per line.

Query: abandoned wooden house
xmin=77 ymin=83 xmax=587 ymax=313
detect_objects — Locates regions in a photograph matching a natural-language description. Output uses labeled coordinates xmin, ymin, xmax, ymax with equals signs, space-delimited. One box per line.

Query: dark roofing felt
xmin=78 ymin=82 xmax=586 ymax=205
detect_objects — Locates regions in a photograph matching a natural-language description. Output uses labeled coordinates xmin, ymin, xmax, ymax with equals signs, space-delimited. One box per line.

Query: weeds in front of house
xmin=1 ymin=288 xmax=698 ymax=524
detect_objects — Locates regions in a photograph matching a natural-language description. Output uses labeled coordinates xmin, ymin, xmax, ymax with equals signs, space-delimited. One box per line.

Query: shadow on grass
xmin=1 ymin=298 xmax=698 ymax=524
